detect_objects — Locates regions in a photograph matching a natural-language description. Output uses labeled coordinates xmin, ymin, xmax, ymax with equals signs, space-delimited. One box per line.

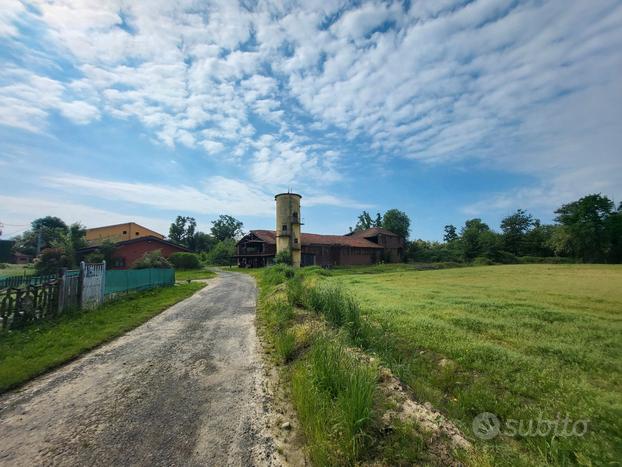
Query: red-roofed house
xmin=236 ymin=227 xmax=403 ymax=268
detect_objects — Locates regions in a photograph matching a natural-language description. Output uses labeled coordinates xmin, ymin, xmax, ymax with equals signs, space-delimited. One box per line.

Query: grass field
xmin=0 ymin=282 xmax=204 ymax=393
xmin=0 ymin=264 xmax=35 ymax=278
xmin=330 ymin=264 xmax=622 ymax=465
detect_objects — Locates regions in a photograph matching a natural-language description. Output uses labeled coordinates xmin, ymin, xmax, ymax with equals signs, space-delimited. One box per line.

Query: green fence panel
xmin=104 ymin=268 xmax=175 ymax=296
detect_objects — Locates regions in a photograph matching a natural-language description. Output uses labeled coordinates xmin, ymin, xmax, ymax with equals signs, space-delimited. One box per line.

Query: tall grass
xmin=293 ymin=336 xmax=376 ymax=465
xmin=305 ymin=283 xmax=361 ymax=336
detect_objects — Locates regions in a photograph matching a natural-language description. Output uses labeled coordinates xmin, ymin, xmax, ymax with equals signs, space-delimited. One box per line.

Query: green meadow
xmin=331 ymin=264 xmax=622 ymax=465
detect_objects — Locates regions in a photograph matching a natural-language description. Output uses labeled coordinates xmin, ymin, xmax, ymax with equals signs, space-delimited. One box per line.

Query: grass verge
xmin=256 ymin=264 xmax=450 ymax=466
xmin=0 ymin=282 xmax=204 ymax=393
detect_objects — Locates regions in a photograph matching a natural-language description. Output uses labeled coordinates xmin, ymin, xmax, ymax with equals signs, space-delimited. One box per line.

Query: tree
xmin=13 ymin=216 xmax=70 ymax=255
xmin=210 ymin=215 xmax=244 ymax=241
xmin=353 ymin=211 xmax=374 ymax=231
xmin=443 ymin=225 xmax=458 ymax=243
xmin=374 ymin=212 xmax=383 ymax=228
xmin=460 ymin=218 xmax=491 ymax=261
xmin=500 ymin=209 xmax=536 ymax=255
xmin=554 ymin=194 xmax=615 ymax=262
xmin=606 ymin=203 xmax=622 ymax=263
xmin=193 ymin=231 xmax=217 ymax=252
xmin=206 ymin=239 xmax=236 ymax=265
xmin=35 ymin=248 xmax=72 ymax=275
xmin=382 ymin=209 xmax=410 ymax=239
xmin=169 ymin=216 xmax=197 ymax=249
xmin=133 ymin=250 xmax=172 ymax=269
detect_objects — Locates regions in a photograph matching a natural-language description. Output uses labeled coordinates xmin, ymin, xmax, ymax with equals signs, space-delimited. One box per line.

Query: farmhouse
xmin=80 ymin=223 xmax=188 ymax=269
xmin=85 ymin=222 xmax=164 ymax=245
xmin=236 ymin=193 xmax=404 ymax=267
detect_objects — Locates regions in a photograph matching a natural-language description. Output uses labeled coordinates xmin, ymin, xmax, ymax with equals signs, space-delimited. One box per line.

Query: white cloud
xmin=0 ymin=0 xmax=620 ymax=208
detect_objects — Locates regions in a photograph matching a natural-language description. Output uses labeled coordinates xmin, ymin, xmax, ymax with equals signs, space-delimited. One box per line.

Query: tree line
xmin=167 ymin=214 xmax=244 ymax=265
xmin=360 ymin=193 xmax=621 ymax=264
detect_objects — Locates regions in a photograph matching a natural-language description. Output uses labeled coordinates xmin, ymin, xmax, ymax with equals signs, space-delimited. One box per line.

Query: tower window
xmin=294 ymin=238 xmax=298 ymax=244
xmin=122 ymin=230 xmax=127 ymax=235
xmin=282 ymin=224 xmax=287 ymax=232
xmin=293 ymin=211 xmax=298 ymax=219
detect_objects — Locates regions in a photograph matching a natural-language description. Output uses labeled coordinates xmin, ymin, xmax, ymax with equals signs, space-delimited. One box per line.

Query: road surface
xmin=0 ymin=271 xmax=278 ymax=466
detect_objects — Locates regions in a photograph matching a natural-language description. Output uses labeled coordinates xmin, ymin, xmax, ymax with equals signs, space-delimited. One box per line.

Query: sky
xmin=0 ymin=0 xmax=621 ymax=241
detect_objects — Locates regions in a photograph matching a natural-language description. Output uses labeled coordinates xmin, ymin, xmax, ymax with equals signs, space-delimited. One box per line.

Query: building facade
xmin=235 ymin=229 xmax=402 ymax=267
xmin=85 ymin=222 xmax=165 ymax=246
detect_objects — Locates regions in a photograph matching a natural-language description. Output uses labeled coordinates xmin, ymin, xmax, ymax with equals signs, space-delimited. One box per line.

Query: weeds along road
xmin=0 ymin=271 xmax=278 ymax=466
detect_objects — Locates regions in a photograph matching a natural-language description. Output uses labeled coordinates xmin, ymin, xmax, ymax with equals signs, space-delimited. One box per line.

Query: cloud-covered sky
xmin=1 ymin=0 xmax=621 ymax=240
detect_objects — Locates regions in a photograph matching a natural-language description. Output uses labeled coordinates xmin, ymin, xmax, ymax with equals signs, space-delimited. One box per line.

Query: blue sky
xmin=1 ymin=0 xmax=621 ymax=241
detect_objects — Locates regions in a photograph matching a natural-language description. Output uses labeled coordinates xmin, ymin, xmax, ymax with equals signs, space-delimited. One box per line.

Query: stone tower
xmin=275 ymin=192 xmax=302 ymax=267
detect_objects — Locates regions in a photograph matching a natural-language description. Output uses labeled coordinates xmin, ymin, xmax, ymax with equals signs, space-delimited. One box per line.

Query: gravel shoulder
xmin=0 ymin=271 xmax=280 ymax=466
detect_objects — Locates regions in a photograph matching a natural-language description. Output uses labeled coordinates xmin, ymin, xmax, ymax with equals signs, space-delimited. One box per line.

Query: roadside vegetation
xmin=257 ymin=263 xmax=622 ymax=465
xmin=256 ymin=265 xmax=468 ymax=466
xmin=0 ymin=282 xmax=204 ymax=393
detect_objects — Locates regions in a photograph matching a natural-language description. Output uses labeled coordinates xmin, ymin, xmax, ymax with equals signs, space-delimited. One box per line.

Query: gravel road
xmin=0 ymin=271 xmax=280 ymax=466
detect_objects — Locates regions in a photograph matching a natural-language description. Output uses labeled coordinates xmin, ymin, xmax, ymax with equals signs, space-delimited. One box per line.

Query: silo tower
xmin=275 ymin=192 xmax=302 ymax=267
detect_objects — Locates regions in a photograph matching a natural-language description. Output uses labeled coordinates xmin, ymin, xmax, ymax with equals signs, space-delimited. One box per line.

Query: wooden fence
xmin=0 ymin=264 xmax=104 ymax=330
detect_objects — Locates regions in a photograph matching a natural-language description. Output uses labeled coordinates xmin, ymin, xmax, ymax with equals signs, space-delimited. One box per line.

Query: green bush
xmin=0 ymin=263 xmax=8 ymax=269
xmin=35 ymin=248 xmax=72 ymax=275
xmin=274 ymin=250 xmax=292 ymax=265
xmin=169 ymin=252 xmax=201 ymax=269
xmin=472 ymin=256 xmax=494 ymax=266
xmin=205 ymin=239 xmax=235 ymax=265
xmin=84 ymin=252 xmax=105 ymax=263
xmin=133 ymin=250 xmax=172 ymax=269
xmin=261 ymin=264 xmax=296 ymax=288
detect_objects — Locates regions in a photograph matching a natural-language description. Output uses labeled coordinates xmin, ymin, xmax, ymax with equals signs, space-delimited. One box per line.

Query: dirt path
xmin=0 ymin=271 xmax=280 ymax=466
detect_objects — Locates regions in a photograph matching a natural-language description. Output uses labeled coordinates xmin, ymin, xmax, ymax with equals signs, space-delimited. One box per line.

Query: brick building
xmin=236 ymin=227 xmax=404 ymax=268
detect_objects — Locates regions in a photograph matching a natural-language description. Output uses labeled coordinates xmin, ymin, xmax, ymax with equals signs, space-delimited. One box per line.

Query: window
xmin=136 ymin=232 xmax=140 ymax=236
xmin=294 ymin=238 xmax=298 ymax=244
xmin=282 ymin=224 xmax=287 ymax=232
xmin=113 ymin=257 xmax=125 ymax=267
xmin=122 ymin=230 xmax=127 ymax=234
xmin=293 ymin=211 xmax=298 ymax=219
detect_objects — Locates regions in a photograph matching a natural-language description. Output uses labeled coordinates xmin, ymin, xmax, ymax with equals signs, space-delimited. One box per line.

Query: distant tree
xmin=554 ymin=194 xmax=615 ymax=262
xmin=193 ymin=232 xmax=217 ymax=252
xmin=210 ymin=215 xmax=244 ymax=241
xmin=382 ymin=209 xmax=410 ymax=239
xmin=14 ymin=216 xmax=70 ymax=255
xmin=460 ymin=218 xmax=491 ymax=261
xmin=353 ymin=211 xmax=374 ymax=231
xmin=169 ymin=216 xmax=197 ymax=249
xmin=31 ymin=216 xmax=68 ymax=232
xmin=605 ymin=203 xmax=622 ymax=263
xmin=206 ymin=239 xmax=236 ymax=265
xmin=523 ymin=222 xmax=556 ymax=257
xmin=443 ymin=225 xmax=458 ymax=243
xmin=374 ymin=212 xmax=383 ymax=228
xmin=500 ymin=209 xmax=536 ymax=255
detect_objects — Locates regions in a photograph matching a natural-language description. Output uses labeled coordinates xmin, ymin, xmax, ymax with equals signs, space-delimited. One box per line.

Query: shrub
xmin=169 ymin=252 xmax=201 ymax=269
xmin=274 ymin=250 xmax=292 ymax=265
xmin=35 ymin=248 xmax=72 ymax=275
xmin=205 ymin=239 xmax=235 ymax=265
xmin=133 ymin=250 xmax=172 ymax=269
xmin=0 ymin=263 xmax=8 ymax=269
xmin=261 ymin=264 xmax=295 ymax=287
xmin=84 ymin=252 xmax=105 ymax=263
xmin=472 ymin=256 xmax=494 ymax=266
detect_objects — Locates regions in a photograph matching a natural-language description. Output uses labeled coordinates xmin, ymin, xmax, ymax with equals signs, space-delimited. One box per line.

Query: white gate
xmin=80 ymin=261 xmax=106 ymax=310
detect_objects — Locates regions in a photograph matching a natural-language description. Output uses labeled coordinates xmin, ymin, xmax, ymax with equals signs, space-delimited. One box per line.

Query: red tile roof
xmin=248 ymin=230 xmax=383 ymax=249
xmin=347 ymin=227 xmax=400 ymax=237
